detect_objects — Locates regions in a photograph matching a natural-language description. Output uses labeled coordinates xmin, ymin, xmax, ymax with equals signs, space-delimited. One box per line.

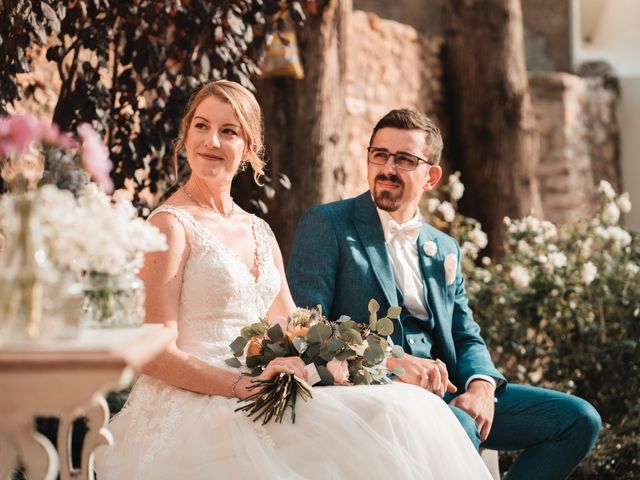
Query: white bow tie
xmin=387 ymin=220 xmax=422 ymax=244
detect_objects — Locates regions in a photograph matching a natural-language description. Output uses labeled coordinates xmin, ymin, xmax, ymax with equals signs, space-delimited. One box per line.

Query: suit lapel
xmin=417 ymin=225 xmax=447 ymax=322
xmin=353 ymin=193 xmax=399 ymax=307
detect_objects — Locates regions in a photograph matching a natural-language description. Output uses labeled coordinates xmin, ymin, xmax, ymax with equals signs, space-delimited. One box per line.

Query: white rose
xmin=581 ymin=261 xmax=597 ymax=285
xmin=616 ymin=192 xmax=632 ymax=213
xmin=427 ymin=198 xmax=440 ymax=213
xmin=468 ymin=226 xmax=488 ymax=249
xmin=437 ymin=201 xmax=456 ymax=223
xmin=599 ymin=180 xmax=616 ymax=200
xmin=517 ymin=240 xmax=532 ymax=255
xmin=450 ymin=181 xmax=465 ymax=201
xmin=548 ymin=252 xmax=567 ymax=269
xmin=461 ymin=241 xmax=478 ymax=258
xmin=625 ymin=262 xmax=639 ymax=276
xmin=606 ymin=226 xmax=632 ymax=247
xmin=510 ymin=265 xmax=531 ymax=289
xmin=601 ymin=202 xmax=620 ymax=225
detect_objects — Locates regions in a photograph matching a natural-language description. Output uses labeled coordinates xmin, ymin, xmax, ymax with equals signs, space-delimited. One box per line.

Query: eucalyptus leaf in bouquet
xmin=227 ymin=301 xmax=405 ymax=425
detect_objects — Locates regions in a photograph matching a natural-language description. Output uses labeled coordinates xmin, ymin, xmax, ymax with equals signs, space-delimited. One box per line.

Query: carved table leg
xmin=0 ymin=418 xmax=58 ymax=480
xmin=77 ymin=395 xmax=112 ymax=480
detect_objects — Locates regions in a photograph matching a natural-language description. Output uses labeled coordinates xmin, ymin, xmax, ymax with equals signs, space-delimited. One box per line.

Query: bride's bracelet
xmin=231 ymin=374 xmax=243 ymax=398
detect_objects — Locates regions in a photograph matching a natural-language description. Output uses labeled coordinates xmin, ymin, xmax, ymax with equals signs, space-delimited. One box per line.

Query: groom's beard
xmin=373 ymin=173 xmax=404 ymax=212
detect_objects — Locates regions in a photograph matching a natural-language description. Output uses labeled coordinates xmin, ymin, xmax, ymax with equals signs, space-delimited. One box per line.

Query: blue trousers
xmin=447 ymin=384 xmax=601 ymax=480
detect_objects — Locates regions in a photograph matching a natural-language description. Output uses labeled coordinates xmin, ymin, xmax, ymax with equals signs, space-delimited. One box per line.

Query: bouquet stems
xmin=235 ymin=373 xmax=313 ymax=425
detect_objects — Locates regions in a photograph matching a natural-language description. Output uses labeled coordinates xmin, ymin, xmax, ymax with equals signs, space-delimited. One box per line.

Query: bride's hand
xmin=260 ymin=357 xmax=308 ymax=382
xmin=235 ymin=357 xmax=308 ymax=399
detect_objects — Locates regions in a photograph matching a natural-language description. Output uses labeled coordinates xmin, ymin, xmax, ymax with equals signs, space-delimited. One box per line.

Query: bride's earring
xmin=238 ymin=159 xmax=249 ymax=172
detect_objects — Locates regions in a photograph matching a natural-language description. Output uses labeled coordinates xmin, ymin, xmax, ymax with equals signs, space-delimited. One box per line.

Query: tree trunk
xmin=444 ymin=0 xmax=542 ymax=257
xmin=251 ymin=0 xmax=350 ymax=262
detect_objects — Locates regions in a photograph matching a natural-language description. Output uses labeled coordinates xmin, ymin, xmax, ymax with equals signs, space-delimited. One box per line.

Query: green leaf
xmin=391 ymin=345 xmax=405 ymax=358
xmin=318 ymin=323 xmax=332 ymax=340
xmin=308 ymin=323 xmax=332 ymax=343
xmin=306 ymin=343 xmax=321 ymax=360
xmin=368 ymin=298 xmax=380 ymax=314
xmin=336 ymin=315 xmax=351 ymax=323
xmin=225 ymin=357 xmax=242 ymax=368
xmin=319 ymin=345 xmax=335 ymax=362
xmin=292 ymin=336 xmax=308 ymax=354
xmin=363 ymin=342 xmax=385 ymax=365
xmin=229 ymin=336 xmax=248 ymax=355
xmin=376 ymin=317 xmax=394 ymax=337
xmin=338 ymin=320 xmax=357 ymax=334
xmin=391 ymin=367 xmax=406 ymax=376
xmin=336 ymin=349 xmax=357 ymax=361
xmin=346 ymin=328 xmax=363 ymax=345
xmin=369 ymin=315 xmax=377 ymax=331
xmin=316 ymin=365 xmax=335 ymax=386
xmin=386 ymin=306 xmax=402 ymax=319
xmin=267 ymin=323 xmax=284 ymax=342
xmin=327 ymin=337 xmax=345 ymax=353
xmin=246 ymin=355 xmax=263 ymax=369
xmin=267 ymin=343 xmax=285 ymax=355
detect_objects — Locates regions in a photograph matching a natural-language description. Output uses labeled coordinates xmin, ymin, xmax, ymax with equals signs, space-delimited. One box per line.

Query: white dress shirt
xmin=376 ymin=207 xmax=496 ymax=391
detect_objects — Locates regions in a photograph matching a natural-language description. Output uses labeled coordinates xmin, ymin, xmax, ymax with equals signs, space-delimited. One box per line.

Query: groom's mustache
xmin=375 ymin=173 xmax=404 ymax=187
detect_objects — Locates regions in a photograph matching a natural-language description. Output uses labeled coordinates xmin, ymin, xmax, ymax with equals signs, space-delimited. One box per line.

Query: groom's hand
xmin=449 ymin=379 xmax=495 ymax=442
xmin=388 ymin=354 xmax=457 ymax=397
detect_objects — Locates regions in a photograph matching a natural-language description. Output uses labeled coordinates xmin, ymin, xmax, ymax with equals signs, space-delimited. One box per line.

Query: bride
xmin=95 ymin=80 xmax=492 ymax=479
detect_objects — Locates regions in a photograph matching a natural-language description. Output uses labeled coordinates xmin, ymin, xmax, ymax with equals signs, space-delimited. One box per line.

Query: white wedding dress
xmin=95 ymin=205 xmax=492 ymax=480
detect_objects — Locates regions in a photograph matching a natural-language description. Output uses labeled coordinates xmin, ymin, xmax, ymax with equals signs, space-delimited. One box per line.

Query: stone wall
xmin=521 ymin=0 xmax=572 ymax=72
xmin=529 ymin=72 xmax=619 ymax=223
xmin=344 ymin=10 xmax=445 ymax=197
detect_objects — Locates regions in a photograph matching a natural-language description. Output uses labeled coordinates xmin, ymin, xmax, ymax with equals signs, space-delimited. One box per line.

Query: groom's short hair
xmin=369 ymin=109 xmax=443 ymax=165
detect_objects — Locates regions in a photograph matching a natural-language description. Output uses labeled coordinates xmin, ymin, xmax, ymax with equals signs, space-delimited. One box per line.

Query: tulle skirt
xmin=95 ymin=375 xmax=492 ymax=480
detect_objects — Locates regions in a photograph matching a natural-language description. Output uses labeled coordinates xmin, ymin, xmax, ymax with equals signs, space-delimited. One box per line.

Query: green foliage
xmin=0 ymin=0 xmax=321 ymax=206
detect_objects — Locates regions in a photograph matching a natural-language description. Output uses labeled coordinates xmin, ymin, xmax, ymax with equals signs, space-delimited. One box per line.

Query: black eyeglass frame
xmin=366 ymin=146 xmax=435 ymax=171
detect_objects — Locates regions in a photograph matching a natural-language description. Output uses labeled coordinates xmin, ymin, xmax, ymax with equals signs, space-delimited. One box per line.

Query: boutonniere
xmin=444 ymin=253 xmax=457 ymax=286
xmin=422 ymin=241 xmax=437 ymax=256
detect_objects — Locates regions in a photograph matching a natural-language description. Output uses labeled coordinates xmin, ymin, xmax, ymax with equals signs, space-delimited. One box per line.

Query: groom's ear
xmin=423 ymin=165 xmax=442 ymax=192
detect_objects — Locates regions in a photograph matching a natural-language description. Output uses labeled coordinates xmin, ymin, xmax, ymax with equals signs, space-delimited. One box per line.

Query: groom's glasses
xmin=367 ymin=147 xmax=434 ymax=171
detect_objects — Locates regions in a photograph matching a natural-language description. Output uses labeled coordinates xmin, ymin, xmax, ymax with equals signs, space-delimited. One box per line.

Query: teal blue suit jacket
xmin=287 ymin=191 xmax=506 ymax=392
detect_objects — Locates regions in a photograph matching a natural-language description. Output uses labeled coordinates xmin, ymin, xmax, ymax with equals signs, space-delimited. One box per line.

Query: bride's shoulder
xmin=147 ymin=203 xmax=192 ymax=240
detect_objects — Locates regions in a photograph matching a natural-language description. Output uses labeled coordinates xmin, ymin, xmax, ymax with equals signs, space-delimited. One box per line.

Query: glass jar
xmin=81 ymin=272 xmax=145 ymax=328
xmin=0 ymin=194 xmax=72 ymax=344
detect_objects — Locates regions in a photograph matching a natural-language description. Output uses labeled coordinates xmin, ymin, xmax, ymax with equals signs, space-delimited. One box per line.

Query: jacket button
xmin=408 ymin=338 xmax=415 ymax=345
xmin=421 ymin=337 xmax=428 ymax=343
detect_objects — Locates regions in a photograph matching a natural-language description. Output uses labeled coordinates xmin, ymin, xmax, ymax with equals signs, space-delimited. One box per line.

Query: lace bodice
xmin=148 ymin=205 xmax=280 ymax=366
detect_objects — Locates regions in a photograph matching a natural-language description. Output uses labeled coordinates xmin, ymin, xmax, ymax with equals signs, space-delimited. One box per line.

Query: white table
xmin=0 ymin=323 xmax=176 ymax=480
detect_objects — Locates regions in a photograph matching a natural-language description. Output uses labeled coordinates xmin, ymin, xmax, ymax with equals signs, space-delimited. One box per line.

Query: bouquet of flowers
xmin=226 ymin=299 xmax=406 ymax=425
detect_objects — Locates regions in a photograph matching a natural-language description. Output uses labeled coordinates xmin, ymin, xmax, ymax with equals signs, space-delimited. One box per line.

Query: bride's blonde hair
xmin=172 ymin=80 xmax=265 ymax=184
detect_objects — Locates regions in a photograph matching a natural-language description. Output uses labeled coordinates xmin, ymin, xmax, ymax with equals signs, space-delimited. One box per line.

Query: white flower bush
xmin=434 ymin=176 xmax=639 ymax=478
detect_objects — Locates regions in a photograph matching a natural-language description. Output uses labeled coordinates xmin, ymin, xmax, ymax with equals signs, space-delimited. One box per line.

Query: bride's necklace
xmin=184 ymin=186 xmax=234 ymax=218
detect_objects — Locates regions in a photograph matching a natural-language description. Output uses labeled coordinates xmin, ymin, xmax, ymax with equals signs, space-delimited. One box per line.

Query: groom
xmin=287 ymin=109 xmax=601 ymax=479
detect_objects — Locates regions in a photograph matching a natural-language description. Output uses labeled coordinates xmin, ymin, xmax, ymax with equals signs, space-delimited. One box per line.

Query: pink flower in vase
xmin=77 ymin=123 xmax=114 ymax=194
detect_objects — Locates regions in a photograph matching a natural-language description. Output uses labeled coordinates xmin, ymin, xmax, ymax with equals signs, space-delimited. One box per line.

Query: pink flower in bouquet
xmin=0 ymin=114 xmax=49 ymax=157
xmin=77 ymin=123 xmax=113 ymax=193
xmin=326 ymin=358 xmax=350 ymax=386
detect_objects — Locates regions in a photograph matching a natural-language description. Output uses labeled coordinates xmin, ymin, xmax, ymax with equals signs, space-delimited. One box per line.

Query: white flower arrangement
xmin=0 ymin=113 xmax=167 ymax=277
xmin=0 ymin=184 xmax=167 ymax=276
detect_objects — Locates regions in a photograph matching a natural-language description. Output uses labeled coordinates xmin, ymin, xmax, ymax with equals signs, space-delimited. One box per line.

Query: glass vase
xmin=81 ymin=272 xmax=145 ymax=328
xmin=0 ymin=193 xmax=78 ymax=344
